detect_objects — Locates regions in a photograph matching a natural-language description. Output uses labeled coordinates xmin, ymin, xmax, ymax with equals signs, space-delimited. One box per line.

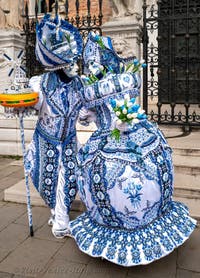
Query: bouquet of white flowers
xmin=110 ymin=95 xmax=147 ymax=141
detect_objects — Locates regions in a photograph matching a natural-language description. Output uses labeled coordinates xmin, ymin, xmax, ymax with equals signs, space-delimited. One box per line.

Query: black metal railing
xmin=23 ymin=0 xmax=103 ymax=77
xmin=142 ymin=0 xmax=200 ymax=128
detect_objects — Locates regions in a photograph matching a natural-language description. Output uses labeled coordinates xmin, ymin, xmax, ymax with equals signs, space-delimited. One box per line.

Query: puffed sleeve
xmin=29 ymin=75 xmax=43 ymax=110
xmin=81 ymin=72 xmax=140 ymax=108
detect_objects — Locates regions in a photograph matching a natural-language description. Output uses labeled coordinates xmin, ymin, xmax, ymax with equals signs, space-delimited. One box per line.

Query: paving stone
xmin=0 ymin=165 xmax=22 ymax=180
xmin=0 ymin=191 xmax=4 ymax=201
xmin=0 ymin=272 xmax=13 ymax=278
xmin=0 ymin=201 xmax=5 ymax=207
xmin=34 ymin=223 xmax=67 ymax=243
xmin=10 ymin=168 xmax=24 ymax=180
xmin=0 ymin=203 xmax=26 ymax=232
xmin=14 ymin=275 xmax=35 ymax=278
xmin=0 ymin=238 xmax=63 ymax=277
xmin=13 ymin=275 xmax=35 ymax=278
xmin=0 ymin=249 xmax=9 ymax=264
xmin=0 ymin=223 xmax=28 ymax=257
xmin=127 ymin=250 xmax=177 ymax=278
xmin=176 ymin=269 xmax=200 ymax=278
xmin=69 ymin=211 xmax=82 ymax=221
xmin=0 ymin=157 xmax=13 ymax=167
xmin=80 ymin=258 xmax=128 ymax=278
xmin=177 ymin=228 xmax=200 ymax=272
xmin=41 ymin=259 xmax=85 ymax=278
xmin=9 ymin=159 xmax=23 ymax=166
xmin=0 ymin=176 xmax=23 ymax=191
xmin=0 ymin=160 xmax=13 ymax=171
xmin=15 ymin=206 xmax=50 ymax=231
xmin=4 ymin=180 xmax=46 ymax=207
xmin=55 ymin=238 xmax=91 ymax=264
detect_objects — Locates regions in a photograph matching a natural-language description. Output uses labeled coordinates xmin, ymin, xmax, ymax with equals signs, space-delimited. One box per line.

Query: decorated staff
xmin=0 ymin=51 xmax=38 ymax=236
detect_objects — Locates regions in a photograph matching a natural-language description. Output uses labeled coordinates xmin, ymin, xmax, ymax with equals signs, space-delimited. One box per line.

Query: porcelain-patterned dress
xmin=26 ymin=70 xmax=138 ymax=221
xmin=70 ymin=94 xmax=197 ymax=266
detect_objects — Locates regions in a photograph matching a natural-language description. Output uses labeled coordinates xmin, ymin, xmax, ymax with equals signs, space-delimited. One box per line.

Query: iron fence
xmin=142 ymin=0 xmax=200 ymax=128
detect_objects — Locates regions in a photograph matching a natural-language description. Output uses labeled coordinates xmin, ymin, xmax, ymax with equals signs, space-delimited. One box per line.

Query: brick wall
xmin=67 ymin=0 xmax=113 ymax=23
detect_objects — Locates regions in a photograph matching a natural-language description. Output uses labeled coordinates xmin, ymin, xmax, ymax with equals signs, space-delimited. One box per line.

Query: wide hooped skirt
xmin=70 ymin=202 xmax=196 ymax=266
xmin=70 ymin=121 xmax=197 ymax=266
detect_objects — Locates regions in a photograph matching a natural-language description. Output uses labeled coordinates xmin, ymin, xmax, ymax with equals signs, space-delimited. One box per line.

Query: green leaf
xmin=111 ymin=128 xmax=121 ymax=142
xmin=125 ymin=63 xmax=133 ymax=72
xmin=65 ymin=34 xmax=71 ymax=43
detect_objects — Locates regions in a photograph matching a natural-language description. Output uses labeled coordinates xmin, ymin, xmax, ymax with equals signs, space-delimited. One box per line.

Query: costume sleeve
xmin=81 ymin=72 xmax=140 ymax=108
xmin=29 ymin=75 xmax=44 ymax=110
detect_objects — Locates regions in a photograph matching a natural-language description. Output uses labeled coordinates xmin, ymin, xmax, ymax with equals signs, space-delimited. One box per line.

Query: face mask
xmin=63 ymin=63 xmax=79 ymax=77
xmin=88 ymin=61 xmax=104 ymax=75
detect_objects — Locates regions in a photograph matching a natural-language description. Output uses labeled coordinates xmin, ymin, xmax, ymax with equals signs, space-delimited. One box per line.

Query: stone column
xmin=0 ymin=30 xmax=25 ymax=93
xmin=29 ymin=0 xmax=36 ymax=16
xmin=51 ymin=0 xmax=66 ymax=19
xmin=102 ymin=0 xmax=143 ymax=104
xmin=102 ymin=0 xmax=143 ymax=58
xmin=0 ymin=0 xmax=25 ymax=92
xmin=0 ymin=0 xmax=30 ymax=156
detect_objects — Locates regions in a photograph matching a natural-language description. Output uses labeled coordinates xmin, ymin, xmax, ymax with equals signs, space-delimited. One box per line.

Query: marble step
xmin=167 ymin=130 xmax=200 ymax=157
xmin=159 ymin=125 xmax=183 ymax=138
xmin=174 ymin=173 xmax=200 ymax=200
xmin=174 ymin=186 xmax=200 ymax=199
xmin=174 ymin=172 xmax=200 ymax=188
xmin=4 ymin=179 xmax=85 ymax=212
xmin=173 ymin=154 xmax=200 ymax=175
xmin=173 ymin=196 xmax=200 ymax=222
xmin=4 ymin=178 xmax=199 ymax=222
xmin=173 ymin=148 xmax=200 ymax=157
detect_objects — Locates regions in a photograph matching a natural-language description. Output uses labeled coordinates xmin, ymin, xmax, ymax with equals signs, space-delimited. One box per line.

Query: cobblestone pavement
xmin=0 ymin=156 xmax=199 ymax=278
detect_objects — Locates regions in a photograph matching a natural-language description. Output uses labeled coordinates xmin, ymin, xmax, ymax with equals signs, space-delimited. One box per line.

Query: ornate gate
xmin=143 ymin=0 xmax=200 ymax=127
xmin=23 ymin=0 xmax=103 ymax=77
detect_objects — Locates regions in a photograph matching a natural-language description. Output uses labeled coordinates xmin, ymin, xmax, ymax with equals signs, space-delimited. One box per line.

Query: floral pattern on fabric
xmin=70 ymin=202 xmax=196 ymax=266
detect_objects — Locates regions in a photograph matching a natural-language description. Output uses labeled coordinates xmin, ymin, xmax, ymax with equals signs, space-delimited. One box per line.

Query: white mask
xmin=63 ymin=62 xmax=79 ymax=77
xmin=88 ymin=61 xmax=104 ymax=75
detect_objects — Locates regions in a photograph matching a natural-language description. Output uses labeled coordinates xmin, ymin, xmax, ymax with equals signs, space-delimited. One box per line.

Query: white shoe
xmin=48 ymin=215 xmax=55 ymax=226
xmin=52 ymin=227 xmax=74 ymax=239
xmin=48 ymin=209 xmax=55 ymax=226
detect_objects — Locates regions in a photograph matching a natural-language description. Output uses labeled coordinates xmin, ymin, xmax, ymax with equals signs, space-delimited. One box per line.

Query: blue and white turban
xmin=36 ymin=14 xmax=83 ymax=71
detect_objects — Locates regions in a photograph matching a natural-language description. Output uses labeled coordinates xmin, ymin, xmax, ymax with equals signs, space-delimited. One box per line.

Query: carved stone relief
xmin=112 ymin=37 xmax=135 ymax=57
xmin=110 ymin=0 xmax=142 ymax=20
xmin=51 ymin=0 xmax=66 ymax=18
xmin=0 ymin=0 xmax=24 ymax=29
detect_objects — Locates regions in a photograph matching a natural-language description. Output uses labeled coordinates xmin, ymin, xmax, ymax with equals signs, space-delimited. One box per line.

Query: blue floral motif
xmin=70 ymin=202 xmax=196 ymax=267
xmin=45 ymin=178 xmax=52 ymax=185
xmin=65 ymin=148 xmax=72 ymax=156
xmin=47 ymin=149 xmax=54 ymax=157
xmin=46 ymin=164 xmax=53 ymax=172
xmin=123 ymin=182 xmax=143 ymax=209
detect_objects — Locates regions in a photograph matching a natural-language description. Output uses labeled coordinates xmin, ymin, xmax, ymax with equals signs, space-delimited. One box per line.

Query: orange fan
xmin=0 ymin=92 xmax=39 ymax=108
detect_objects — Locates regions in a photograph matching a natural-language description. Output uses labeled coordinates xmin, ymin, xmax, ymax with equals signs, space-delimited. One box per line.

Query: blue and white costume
xmin=26 ymin=16 xmax=140 ymax=238
xmin=70 ymin=32 xmax=197 ymax=266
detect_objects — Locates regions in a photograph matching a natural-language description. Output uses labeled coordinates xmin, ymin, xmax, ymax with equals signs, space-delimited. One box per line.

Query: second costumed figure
xmin=70 ymin=32 xmax=197 ymax=267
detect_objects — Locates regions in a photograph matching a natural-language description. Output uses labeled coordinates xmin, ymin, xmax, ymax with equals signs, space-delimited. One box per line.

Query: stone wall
xmin=66 ymin=0 xmax=113 ymax=23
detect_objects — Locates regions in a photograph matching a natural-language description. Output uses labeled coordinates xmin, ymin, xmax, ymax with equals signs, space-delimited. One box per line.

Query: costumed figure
xmin=26 ymin=15 xmax=140 ymax=238
xmin=70 ymin=32 xmax=197 ymax=266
